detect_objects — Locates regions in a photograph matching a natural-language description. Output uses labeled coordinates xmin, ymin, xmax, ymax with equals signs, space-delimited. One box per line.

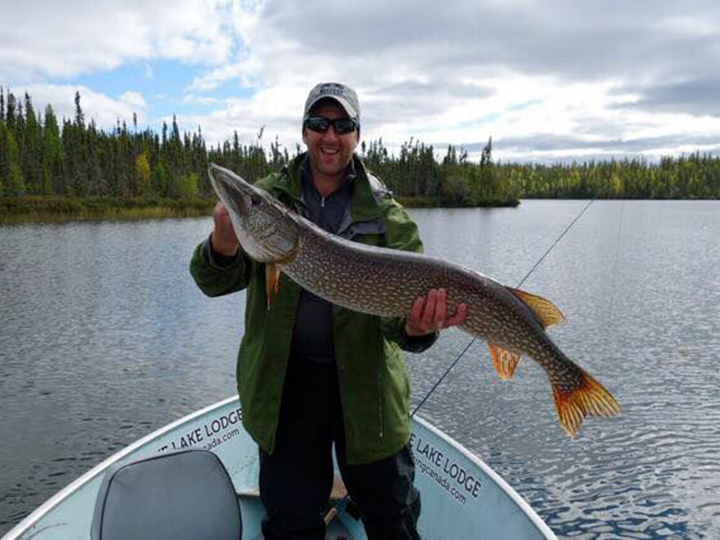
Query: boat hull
xmin=4 ymin=396 xmax=555 ymax=539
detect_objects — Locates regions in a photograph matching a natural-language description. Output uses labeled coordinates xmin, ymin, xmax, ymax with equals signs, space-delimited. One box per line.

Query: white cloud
xmin=119 ymin=91 xmax=147 ymax=110
xmin=4 ymin=0 xmax=720 ymax=161
xmin=188 ymin=64 xmax=244 ymax=93
xmin=0 ymin=0 xmax=235 ymax=82
xmin=164 ymin=0 xmax=715 ymax=160
xmin=176 ymin=84 xmax=308 ymax=150
xmin=17 ymin=84 xmax=148 ymax=129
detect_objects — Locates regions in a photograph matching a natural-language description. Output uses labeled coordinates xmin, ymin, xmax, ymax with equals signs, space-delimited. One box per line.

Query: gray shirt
xmin=290 ymin=160 xmax=355 ymax=365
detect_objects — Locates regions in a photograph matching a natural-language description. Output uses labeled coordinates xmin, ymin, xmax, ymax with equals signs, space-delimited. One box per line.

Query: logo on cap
xmin=317 ymin=83 xmax=345 ymax=96
xmin=304 ymin=82 xmax=360 ymax=123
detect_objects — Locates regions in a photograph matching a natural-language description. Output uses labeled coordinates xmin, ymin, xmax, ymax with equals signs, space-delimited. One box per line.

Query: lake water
xmin=1 ymin=200 xmax=719 ymax=538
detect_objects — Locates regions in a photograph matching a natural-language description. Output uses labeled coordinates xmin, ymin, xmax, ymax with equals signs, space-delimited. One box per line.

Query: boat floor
xmin=239 ymin=475 xmax=354 ymax=539
xmin=239 ymin=497 xmax=354 ymax=540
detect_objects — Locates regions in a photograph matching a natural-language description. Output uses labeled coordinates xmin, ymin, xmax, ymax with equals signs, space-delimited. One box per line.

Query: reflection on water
xmin=1 ymin=201 xmax=719 ymax=538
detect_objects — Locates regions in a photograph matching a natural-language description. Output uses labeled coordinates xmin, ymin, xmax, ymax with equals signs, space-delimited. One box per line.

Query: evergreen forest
xmin=2 ymin=89 xmax=719 ymax=221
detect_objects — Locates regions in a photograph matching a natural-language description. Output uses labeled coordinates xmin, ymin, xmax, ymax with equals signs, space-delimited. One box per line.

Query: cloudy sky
xmin=2 ymin=0 xmax=720 ymax=163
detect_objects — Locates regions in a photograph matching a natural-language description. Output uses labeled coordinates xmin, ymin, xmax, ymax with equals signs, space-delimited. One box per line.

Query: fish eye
xmin=250 ymin=194 xmax=262 ymax=206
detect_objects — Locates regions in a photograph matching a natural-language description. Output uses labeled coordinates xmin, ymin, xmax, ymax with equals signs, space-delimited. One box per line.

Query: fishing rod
xmin=327 ymin=198 xmax=597 ymax=525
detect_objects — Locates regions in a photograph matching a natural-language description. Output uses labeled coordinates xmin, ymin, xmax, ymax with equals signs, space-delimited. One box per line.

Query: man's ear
xmin=301 ymin=128 xmax=308 ymax=146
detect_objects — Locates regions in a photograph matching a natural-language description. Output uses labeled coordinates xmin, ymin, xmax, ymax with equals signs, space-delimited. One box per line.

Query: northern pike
xmin=208 ymin=163 xmax=620 ymax=438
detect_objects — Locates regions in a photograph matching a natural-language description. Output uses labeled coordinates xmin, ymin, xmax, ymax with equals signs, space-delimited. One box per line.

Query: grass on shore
xmin=0 ymin=196 xmax=217 ymax=224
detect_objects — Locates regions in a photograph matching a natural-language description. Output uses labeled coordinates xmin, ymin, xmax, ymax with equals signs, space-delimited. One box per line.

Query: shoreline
xmin=0 ymin=196 xmax=520 ymax=224
xmin=3 ymin=196 xmax=717 ymax=225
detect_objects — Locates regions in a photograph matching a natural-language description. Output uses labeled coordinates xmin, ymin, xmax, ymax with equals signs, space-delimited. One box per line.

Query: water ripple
xmin=2 ymin=203 xmax=720 ymax=538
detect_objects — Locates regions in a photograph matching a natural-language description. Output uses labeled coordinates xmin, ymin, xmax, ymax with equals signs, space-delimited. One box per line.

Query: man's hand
xmin=405 ymin=288 xmax=467 ymax=337
xmin=210 ymin=202 xmax=241 ymax=256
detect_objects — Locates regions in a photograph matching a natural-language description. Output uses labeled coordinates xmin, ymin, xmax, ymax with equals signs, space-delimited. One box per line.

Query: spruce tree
xmin=2 ymin=126 xmax=25 ymax=196
xmin=42 ymin=105 xmax=63 ymax=195
xmin=5 ymin=91 xmax=16 ymax=137
xmin=151 ymin=161 xmax=167 ymax=197
xmin=22 ymin=93 xmax=42 ymax=193
xmin=74 ymin=91 xmax=85 ymax=128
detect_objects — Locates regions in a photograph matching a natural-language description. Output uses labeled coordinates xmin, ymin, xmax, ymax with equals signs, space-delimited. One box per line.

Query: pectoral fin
xmin=509 ymin=288 xmax=567 ymax=328
xmin=265 ymin=263 xmax=282 ymax=309
xmin=488 ymin=344 xmax=521 ymax=380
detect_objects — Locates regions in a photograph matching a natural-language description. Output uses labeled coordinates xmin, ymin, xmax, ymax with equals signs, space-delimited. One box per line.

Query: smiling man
xmin=190 ymin=82 xmax=466 ymax=539
xmin=302 ymin=89 xmax=359 ymax=196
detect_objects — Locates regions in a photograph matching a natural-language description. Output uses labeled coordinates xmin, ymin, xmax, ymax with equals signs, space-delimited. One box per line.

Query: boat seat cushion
xmin=91 ymin=449 xmax=242 ymax=540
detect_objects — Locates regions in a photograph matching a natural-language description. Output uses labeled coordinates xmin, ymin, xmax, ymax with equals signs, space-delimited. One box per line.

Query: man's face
xmin=302 ymin=102 xmax=359 ymax=181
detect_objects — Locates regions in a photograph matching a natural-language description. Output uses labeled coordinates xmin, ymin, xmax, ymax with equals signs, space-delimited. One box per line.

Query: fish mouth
xmin=207 ymin=163 xmax=300 ymax=264
xmin=208 ymin=163 xmax=254 ymax=213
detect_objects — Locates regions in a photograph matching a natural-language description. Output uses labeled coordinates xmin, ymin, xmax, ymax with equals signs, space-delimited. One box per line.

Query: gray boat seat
xmin=91 ymin=449 xmax=242 ymax=540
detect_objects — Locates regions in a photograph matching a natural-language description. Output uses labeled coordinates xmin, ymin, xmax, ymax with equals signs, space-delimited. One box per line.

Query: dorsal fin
xmin=509 ymin=288 xmax=567 ymax=328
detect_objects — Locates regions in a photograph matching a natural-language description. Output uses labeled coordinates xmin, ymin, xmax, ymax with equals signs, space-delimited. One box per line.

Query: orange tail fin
xmin=552 ymin=370 xmax=620 ymax=438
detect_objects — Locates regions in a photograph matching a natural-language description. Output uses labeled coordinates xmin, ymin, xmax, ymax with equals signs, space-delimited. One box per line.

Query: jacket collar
xmin=275 ymin=153 xmax=383 ymax=223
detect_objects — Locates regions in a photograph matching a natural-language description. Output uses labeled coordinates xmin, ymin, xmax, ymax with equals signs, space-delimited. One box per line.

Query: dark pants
xmin=259 ymin=356 xmax=421 ymax=540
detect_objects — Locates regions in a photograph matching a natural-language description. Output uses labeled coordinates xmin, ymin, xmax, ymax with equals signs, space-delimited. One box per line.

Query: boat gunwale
xmin=4 ymin=396 xmax=556 ymax=540
xmin=3 ymin=396 xmax=239 ymax=539
xmin=413 ymin=415 xmax=556 ymax=539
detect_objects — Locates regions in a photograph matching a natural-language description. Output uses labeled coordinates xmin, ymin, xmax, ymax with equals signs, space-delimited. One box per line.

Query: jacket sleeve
xmin=189 ymin=234 xmax=253 ymax=297
xmin=378 ymin=201 xmax=439 ymax=353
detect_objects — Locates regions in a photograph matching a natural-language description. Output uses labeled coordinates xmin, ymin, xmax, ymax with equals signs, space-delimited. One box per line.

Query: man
xmin=190 ymin=82 xmax=467 ymax=539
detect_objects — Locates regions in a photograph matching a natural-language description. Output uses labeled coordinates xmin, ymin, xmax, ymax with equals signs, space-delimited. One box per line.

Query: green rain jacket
xmin=190 ymin=153 xmax=437 ymax=464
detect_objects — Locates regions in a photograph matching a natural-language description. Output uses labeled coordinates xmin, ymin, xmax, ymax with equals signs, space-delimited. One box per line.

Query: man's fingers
xmin=434 ymin=289 xmax=448 ymax=329
xmin=420 ymin=289 xmax=438 ymax=328
xmin=410 ymin=296 xmax=425 ymax=323
xmin=213 ymin=201 xmax=226 ymax=216
xmin=214 ymin=202 xmax=232 ymax=223
xmin=406 ymin=290 xmax=467 ymax=336
xmin=444 ymin=303 xmax=468 ymax=327
xmin=211 ymin=201 xmax=240 ymax=255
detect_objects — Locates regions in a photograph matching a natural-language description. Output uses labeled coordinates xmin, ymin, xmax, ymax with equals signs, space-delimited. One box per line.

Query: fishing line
xmin=331 ymin=198 xmax=598 ymax=523
xmin=411 ymin=337 xmax=475 ymax=417
xmin=516 ymin=198 xmax=596 ymax=289
xmin=411 ymin=198 xmax=596 ymax=418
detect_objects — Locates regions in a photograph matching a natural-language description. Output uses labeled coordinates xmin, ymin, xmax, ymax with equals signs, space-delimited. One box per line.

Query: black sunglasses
xmin=304 ymin=116 xmax=358 ymax=135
